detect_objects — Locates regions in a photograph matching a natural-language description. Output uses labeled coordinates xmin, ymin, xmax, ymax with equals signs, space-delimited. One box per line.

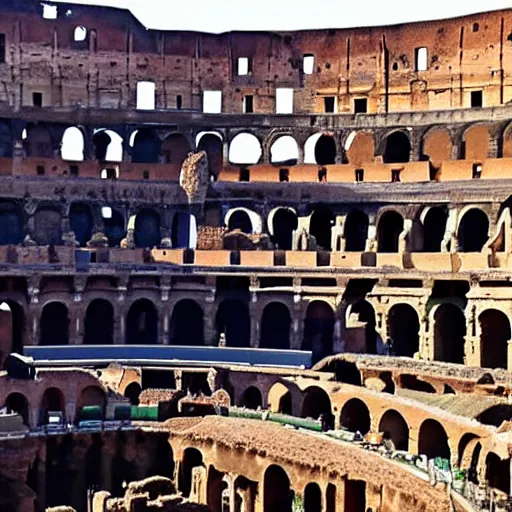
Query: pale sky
xmin=53 ymin=0 xmax=512 ymax=33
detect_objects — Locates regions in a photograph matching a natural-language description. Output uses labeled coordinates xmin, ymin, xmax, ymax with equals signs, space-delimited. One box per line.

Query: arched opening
xmin=270 ymin=136 xmax=299 ymax=165
xmin=268 ymin=382 xmax=292 ymax=414
xmin=215 ymin=299 xmax=250 ymax=347
xmin=349 ymin=301 xmax=377 ymax=354
xmin=346 ymin=131 xmax=375 ymax=166
xmin=260 ymin=302 xmax=291 ymax=350
xmin=271 ymin=208 xmax=297 ymax=250
xmin=326 ymin=483 xmax=336 ymax=512
xmin=69 ymin=202 xmax=93 ymax=247
xmin=301 ymin=386 xmax=332 ymax=420
xmin=340 ymin=398 xmax=371 ymax=434
xmin=40 ymin=302 xmax=69 ymax=346
xmin=0 ymin=122 xmax=12 ymax=158
xmin=4 ymin=392 xmax=29 ymax=425
xmin=303 ymin=301 xmax=335 ymax=363
xmin=458 ymin=433 xmax=479 ymax=466
xmin=126 ymin=299 xmax=158 ymax=345
xmin=418 ymin=419 xmax=450 ymax=460
xmin=503 ymin=124 xmax=512 ymax=158
xmin=378 ymin=410 xmax=409 ymax=451
xmin=39 ymin=387 xmax=65 ymax=425
xmin=423 ymin=207 xmax=448 ymax=252
xmin=23 ymin=124 xmax=53 ymax=157
xmin=229 ymin=133 xmax=262 ymax=164
xmin=124 ymin=382 xmax=142 ymax=405
xmin=93 ymin=129 xmax=123 ymax=162
xmin=304 ymin=483 xmax=322 ymax=512
xmin=34 ymin=207 xmax=62 ymax=245
xmin=479 ymin=309 xmax=510 ymax=369
xmin=476 ymin=404 xmax=512 ymax=427
xmin=0 ymin=301 xmax=24 ymax=366
xmin=132 ymin=129 xmax=160 ymax=163
xmin=103 ymin=208 xmax=125 ymax=247
xmin=61 ymin=127 xmax=85 ymax=161
xmin=310 ymin=206 xmax=334 ymax=250
xmin=179 ymin=448 xmax=204 ymax=498
xmin=147 ymin=435 xmax=175 ymax=480
xmin=263 ymin=465 xmax=292 ymax=512
xmin=422 ymin=128 xmax=452 ymax=169
xmin=169 ymin=299 xmax=204 ymax=345
xmin=383 ymin=131 xmax=410 ymax=163
xmin=305 ymin=133 xmax=336 ymax=165
xmin=197 ymin=133 xmax=223 ymax=179
xmin=0 ymin=202 xmax=23 ymax=245
xmin=227 ymin=210 xmax=253 ymax=234
xmin=239 ymin=386 xmax=262 ymax=409
xmin=388 ymin=304 xmax=420 ymax=357
xmin=76 ymin=386 xmax=106 ymax=418
xmin=161 ymin=133 xmax=191 ymax=166
xmin=134 ymin=209 xmax=160 ymax=248
xmin=434 ymin=304 xmax=466 ymax=364
xmin=486 ymin=453 xmax=510 ymax=494
xmin=462 ymin=125 xmax=489 ymax=160
xmin=171 ymin=212 xmax=196 ymax=249
xmin=457 ymin=208 xmax=489 ymax=252
xmin=345 ymin=210 xmax=369 ymax=252
xmin=84 ymin=299 xmax=114 ymax=345
xmin=377 ymin=211 xmax=404 ymax=253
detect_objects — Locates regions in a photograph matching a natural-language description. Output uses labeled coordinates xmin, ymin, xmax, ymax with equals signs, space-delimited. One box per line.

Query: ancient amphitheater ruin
xmin=1 ymin=1 xmax=512 ymax=511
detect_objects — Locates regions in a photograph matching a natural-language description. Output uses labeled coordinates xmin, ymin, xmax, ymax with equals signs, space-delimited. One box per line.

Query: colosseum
xmin=0 ymin=1 xmax=512 ymax=511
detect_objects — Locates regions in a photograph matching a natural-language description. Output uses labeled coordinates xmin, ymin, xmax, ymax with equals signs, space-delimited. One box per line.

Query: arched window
xmin=270 ymin=208 xmax=297 ymax=250
xmin=304 ymin=133 xmax=336 ymax=165
xmin=302 ymin=301 xmax=335 ymax=363
xmin=4 ymin=392 xmax=29 ymax=425
xmin=0 ymin=301 xmax=24 ymax=367
xmin=270 ymin=136 xmax=299 ymax=165
xmin=132 ymin=129 xmax=160 ymax=163
xmin=267 ymin=383 xmax=292 ymax=415
xmin=310 ymin=206 xmax=334 ymax=250
xmin=378 ymin=410 xmax=409 ymax=451
xmin=418 ymin=419 xmax=450 ymax=460
xmin=179 ymin=448 xmax=204 ymax=498
xmin=23 ymin=124 xmax=53 ymax=158
xmin=479 ymin=309 xmax=510 ymax=369
xmin=458 ymin=208 xmax=489 ymax=252
xmin=171 ymin=212 xmax=197 ymax=249
xmin=462 ymin=125 xmax=489 ymax=161
xmin=215 ymin=300 xmax=250 ymax=347
xmin=39 ymin=387 xmax=65 ymax=425
xmin=40 ymin=303 xmax=69 ymax=346
xmin=227 ymin=210 xmax=253 ymax=234
xmin=34 ymin=208 xmax=62 ymax=245
xmin=434 ymin=304 xmax=466 ymax=364
xmin=84 ymin=299 xmax=114 ymax=345
xmin=349 ymin=301 xmax=377 ymax=354
xmin=263 ymin=465 xmax=292 ymax=512
xmin=93 ymin=129 xmax=123 ymax=162
xmin=388 ymin=304 xmax=419 ymax=357
xmin=340 ymin=398 xmax=370 ymax=434
xmin=301 ymin=386 xmax=331 ymax=420
xmin=260 ymin=303 xmax=291 ymax=350
xmin=377 ymin=211 xmax=404 ymax=253
xmin=169 ymin=300 xmax=204 ymax=345
xmin=134 ymin=209 xmax=160 ymax=248
xmin=239 ymin=386 xmax=262 ymax=409
xmin=126 ymin=299 xmax=158 ymax=345
xmin=103 ymin=208 xmax=125 ymax=247
xmin=61 ymin=127 xmax=85 ymax=161
xmin=304 ymin=483 xmax=322 ymax=512
xmin=229 ymin=133 xmax=262 ymax=164
xmin=161 ymin=133 xmax=191 ymax=166
xmin=345 ymin=131 xmax=375 ymax=166
xmin=197 ymin=133 xmax=223 ymax=179
xmin=69 ymin=202 xmax=93 ymax=247
xmin=422 ymin=128 xmax=452 ymax=169
xmin=344 ymin=211 xmax=369 ymax=252
xmin=383 ymin=131 xmax=410 ymax=163
xmin=423 ymin=207 xmax=448 ymax=252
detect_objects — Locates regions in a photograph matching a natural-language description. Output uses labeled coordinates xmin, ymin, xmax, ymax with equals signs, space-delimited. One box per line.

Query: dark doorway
xmin=69 ymin=203 xmax=93 ymax=247
xmin=179 ymin=448 xmax=203 ymax=498
xmin=104 ymin=209 xmax=125 ymax=247
xmin=4 ymin=392 xmax=29 ymax=425
xmin=84 ymin=299 xmax=114 ymax=345
xmin=40 ymin=302 xmax=69 ymax=346
xmin=314 ymin=135 xmax=336 ymax=165
xmin=479 ymin=309 xmax=510 ymax=369
xmin=388 ymin=304 xmax=419 ymax=357
xmin=271 ymin=208 xmax=297 ymax=250
xmin=228 ymin=210 xmax=253 ymax=234
xmin=378 ymin=409 xmax=409 ymax=451
xmin=215 ymin=299 xmax=250 ymax=347
xmin=458 ymin=209 xmax=489 ymax=252
xmin=304 ymin=483 xmax=322 ymax=512
xmin=423 ymin=208 xmax=448 ymax=252
xmin=124 ymin=382 xmax=142 ymax=405
xmin=350 ymin=300 xmax=377 ymax=354
xmin=197 ymin=134 xmax=223 ymax=180
xmin=134 ymin=209 xmax=160 ymax=248
xmin=434 ymin=304 xmax=466 ymax=364
xmin=345 ymin=210 xmax=369 ymax=252
xmin=344 ymin=480 xmax=366 ymax=512
xmin=0 ymin=301 xmax=24 ymax=366
xmin=160 ymin=133 xmax=191 ymax=166
xmin=340 ymin=398 xmax=371 ymax=434
xmin=260 ymin=302 xmax=291 ymax=350
xmin=310 ymin=207 xmax=334 ymax=250
xmin=132 ymin=129 xmax=160 ymax=163
xmin=377 ymin=211 xmax=404 ymax=253
xmin=171 ymin=212 xmax=193 ymax=249
xmin=126 ymin=299 xmax=158 ymax=345
xmin=418 ymin=419 xmax=450 ymax=460
xmin=383 ymin=131 xmax=410 ymax=163
xmin=240 ymin=386 xmax=263 ymax=409
xmin=0 ymin=202 xmax=23 ymax=245
xmin=486 ymin=453 xmax=510 ymax=494
xmin=263 ymin=465 xmax=292 ymax=512
xmin=303 ymin=301 xmax=335 ymax=363
xmin=301 ymin=386 xmax=332 ymax=420
xmin=170 ymin=299 xmax=204 ymax=345
xmin=39 ymin=387 xmax=65 ymax=425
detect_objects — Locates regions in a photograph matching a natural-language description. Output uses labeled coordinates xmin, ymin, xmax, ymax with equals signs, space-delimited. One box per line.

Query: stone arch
xmin=302 ymin=301 xmax=335 ymax=363
xmin=267 ymin=382 xmax=292 ymax=414
xmin=269 ymin=207 xmax=297 ymax=250
xmin=304 ymin=482 xmax=322 ymax=512
xmin=421 ymin=127 xmax=453 ymax=168
xmin=433 ymin=304 xmax=466 ymax=364
xmin=388 ymin=303 xmax=420 ymax=357
xmin=348 ymin=300 xmax=377 ymax=354
xmin=345 ymin=210 xmax=369 ymax=252
xmin=124 ymin=382 xmax=142 ymax=405
xmin=161 ymin=133 xmax=191 ymax=166
xmin=229 ymin=133 xmax=262 ymax=164
xmin=239 ymin=386 xmax=263 ymax=409
xmin=132 ymin=129 xmax=161 ymax=163
xmin=39 ymin=387 xmax=65 ymax=425
xmin=378 ymin=409 xmax=409 ymax=451
xmin=304 ymin=133 xmax=336 ymax=165
xmin=458 ymin=433 xmax=480 ymax=466
xmin=4 ymin=392 xmax=29 ymax=425
xmin=34 ymin=207 xmax=62 ymax=245
xmin=61 ymin=126 xmax=85 ymax=161
xmin=225 ymin=207 xmax=262 ymax=234
xmin=486 ymin=452 xmax=510 ymax=494
xmin=197 ymin=132 xmax=223 ymax=179
xmin=104 ymin=208 xmax=125 ymax=247
xmin=179 ymin=447 xmax=204 ymax=498
xmin=383 ymin=131 xmax=410 ymax=163
xmin=345 ymin=131 xmax=375 ymax=166
xmin=462 ymin=124 xmax=489 ymax=160
xmin=340 ymin=398 xmax=371 ymax=434
xmin=418 ymin=419 xmax=450 ymax=459
xmin=23 ymin=124 xmax=53 ymax=158
xmin=76 ymin=385 xmax=106 ymax=417
xmin=457 ymin=208 xmax=489 ymax=252
xmin=215 ymin=299 xmax=250 ymax=347
xmin=479 ymin=309 xmax=511 ymax=369
xmin=134 ymin=209 xmax=160 ymax=248
xmin=84 ymin=299 xmax=114 ymax=345
xmin=377 ymin=210 xmax=404 ymax=253
xmin=0 ymin=121 xmax=12 ymax=157
xmin=310 ymin=206 xmax=334 ymax=250
xmin=0 ymin=201 xmax=23 ymax=245
xmin=0 ymin=301 xmax=24 ymax=366
xmin=270 ymin=135 xmax=299 ymax=165
xmin=69 ymin=202 xmax=94 ymax=247
xmin=169 ymin=299 xmax=204 ymax=346
xmin=40 ymin=302 xmax=69 ymax=346
xmin=301 ymin=386 xmax=332 ymax=419
xmin=422 ymin=207 xmax=448 ymax=252
xmin=126 ymin=299 xmax=158 ymax=345
xmin=263 ymin=465 xmax=292 ymax=512
xmin=93 ymin=129 xmax=123 ymax=162
xmin=260 ymin=301 xmax=291 ymax=349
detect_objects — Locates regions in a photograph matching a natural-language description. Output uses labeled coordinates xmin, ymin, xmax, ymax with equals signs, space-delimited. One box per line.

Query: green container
xmin=268 ymin=413 xmax=322 ymax=432
xmin=114 ymin=405 xmax=132 ymax=421
xmin=80 ymin=406 xmax=102 ymax=421
xmin=131 ymin=406 xmax=158 ymax=421
xmin=227 ymin=407 xmax=264 ymax=420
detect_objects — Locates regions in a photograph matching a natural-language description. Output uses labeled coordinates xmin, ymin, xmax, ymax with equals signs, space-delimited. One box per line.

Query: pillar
xmin=249 ymin=298 xmax=261 ymax=349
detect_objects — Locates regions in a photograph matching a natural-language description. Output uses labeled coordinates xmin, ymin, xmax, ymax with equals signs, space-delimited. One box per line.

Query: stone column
xmin=291 ymin=294 xmax=304 ymax=350
xmin=204 ymin=287 xmax=217 ymax=346
xmin=488 ymin=129 xmax=500 ymax=159
xmin=249 ymin=293 xmax=261 ymax=349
